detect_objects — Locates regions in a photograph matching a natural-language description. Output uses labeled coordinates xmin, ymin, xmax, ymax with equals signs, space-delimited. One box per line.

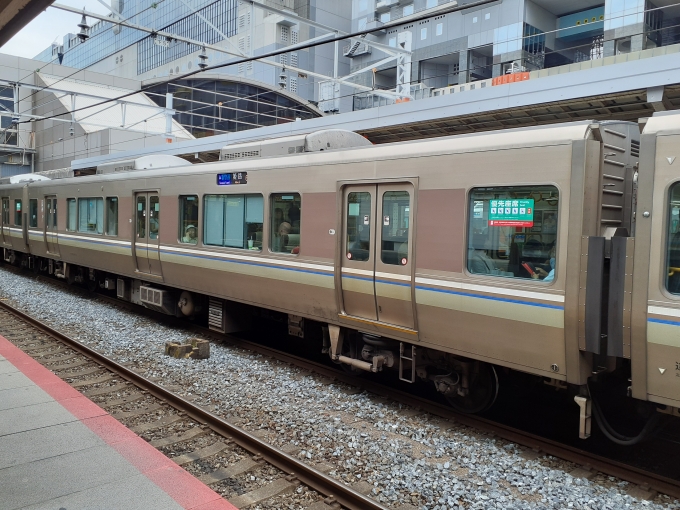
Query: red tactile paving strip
xmin=0 ymin=335 xmax=237 ymax=510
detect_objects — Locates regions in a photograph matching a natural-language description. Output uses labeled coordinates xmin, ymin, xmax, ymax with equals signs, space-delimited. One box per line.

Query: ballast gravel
xmin=0 ymin=268 xmax=678 ymax=510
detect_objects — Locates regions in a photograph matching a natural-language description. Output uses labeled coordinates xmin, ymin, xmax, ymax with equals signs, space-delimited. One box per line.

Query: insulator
xmin=278 ymin=72 xmax=287 ymax=88
xmin=77 ymin=13 xmax=90 ymax=42
xmin=198 ymin=47 xmax=208 ymax=69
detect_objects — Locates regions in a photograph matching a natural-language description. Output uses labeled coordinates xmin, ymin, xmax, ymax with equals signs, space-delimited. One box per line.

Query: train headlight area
xmin=1 ymin=113 xmax=680 ymax=443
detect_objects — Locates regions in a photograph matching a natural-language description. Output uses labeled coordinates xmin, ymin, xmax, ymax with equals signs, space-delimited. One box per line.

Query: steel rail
xmin=0 ymin=299 xmax=390 ymax=510
xmin=3 ymin=267 xmax=680 ymax=499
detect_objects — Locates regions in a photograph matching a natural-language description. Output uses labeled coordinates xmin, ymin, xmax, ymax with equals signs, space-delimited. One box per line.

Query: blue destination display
xmin=217 ymin=172 xmax=247 ymax=185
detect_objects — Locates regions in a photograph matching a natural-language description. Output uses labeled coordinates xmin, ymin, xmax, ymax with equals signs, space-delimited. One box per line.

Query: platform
xmin=0 ymin=334 xmax=236 ymax=510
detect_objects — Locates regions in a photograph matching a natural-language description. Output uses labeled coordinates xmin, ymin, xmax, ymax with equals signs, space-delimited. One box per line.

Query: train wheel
xmin=445 ymin=363 xmax=499 ymax=414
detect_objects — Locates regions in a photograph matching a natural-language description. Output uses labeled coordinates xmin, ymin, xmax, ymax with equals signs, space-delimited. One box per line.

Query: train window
xmin=149 ymin=196 xmax=159 ymax=240
xmin=14 ymin=199 xmax=21 ymax=226
xmin=467 ymin=186 xmax=559 ymax=281
xmin=346 ymin=192 xmax=371 ymax=262
xmin=666 ymin=183 xmax=680 ymax=293
xmin=51 ymin=199 xmax=57 ymax=228
xmin=270 ymin=193 xmax=300 ymax=254
xmin=67 ymin=199 xmax=76 ymax=231
xmin=204 ymin=194 xmax=263 ymax=250
xmin=29 ymin=199 xmax=38 ymax=228
xmin=106 ymin=197 xmax=118 ymax=236
xmin=381 ymin=191 xmax=410 ymax=265
xmin=78 ymin=198 xmax=104 ymax=234
xmin=179 ymin=195 xmax=199 ymax=245
xmin=2 ymin=197 xmax=10 ymax=225
xmin=136 ymin=196 xmax=146 ymax=239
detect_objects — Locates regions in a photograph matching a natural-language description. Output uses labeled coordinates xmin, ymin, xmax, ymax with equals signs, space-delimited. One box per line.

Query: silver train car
xmin=2 ymin=113 xmax=679 ymax=440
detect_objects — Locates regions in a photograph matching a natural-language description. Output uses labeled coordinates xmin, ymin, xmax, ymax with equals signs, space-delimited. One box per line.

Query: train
xmin=2 ymin=112 xmax=680 ymax=443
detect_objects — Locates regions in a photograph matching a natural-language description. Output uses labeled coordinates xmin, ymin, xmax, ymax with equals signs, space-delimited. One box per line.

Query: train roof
xmin=642 ymin=111 xmax=680 ymax=136
xmin=0 ymin=120 xmax=631 ymax=190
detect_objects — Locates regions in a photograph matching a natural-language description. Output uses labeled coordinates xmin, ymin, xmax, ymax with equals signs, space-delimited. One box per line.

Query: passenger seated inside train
xmin=182 ymin=225 xmax=198 ymax=245
xmin=270 ymin=194 xmax=301 ymax=254
xmin=467 ymin=186 xmax=559 ymax=282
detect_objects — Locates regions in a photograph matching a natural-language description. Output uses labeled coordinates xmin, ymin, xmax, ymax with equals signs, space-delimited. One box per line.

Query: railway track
xmin=1 ymin=266 xmax=680 ymax=505
xmin=0 ymin=299 xmax=388 ymax=510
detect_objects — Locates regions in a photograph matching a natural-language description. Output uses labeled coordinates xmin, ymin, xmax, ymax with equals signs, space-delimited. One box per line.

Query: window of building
xmin=358 ymin=18 xmax=367 ymax=31
xmin=380 ymin=12 xmax=390 ymax=23
xmin=280 ymin=25 xmax=289 ymax=43
xmin=1 ymin=198 xmax=9 ymax=225
xmin=149 ymin=196 xmax=160 ymax=240
xmin=485 ymin=12 xmax=491 ymax=20
xmin=291 ymin=30 xmax=298 ymax=44
xmin=106 ymin=197 xmax=118 ymax=236
xmin=270 ymin=193 xmax=300 ymax=254
xmin=204 ymin=194 xmax=263 ymax=250
xmin=381 ymin=191 xmax=410 ymax=265
xmin=14 ymin=199 xmax=22 ymax=226
xmin=426 ymin=0 xmax=437 ymax=7
xmin=289 ymin=76 xmax=298 ymax=93
xmin=290 ymin=52 xmax=298 ymax=67
xmin=436 ymin=22 xmax=443 ymax=36
xmin=359 ymin=0 xmax=367 ymax=11
xmin=78 ymin=198 xmax=104 ymax=234
xmin=346 ymin=192 xmax=371 ymax=262
xmin=403 ymin=4 xmax=414 ymax=16
xmin=421 ymin=27 xmax=427 ymax=40
xmin=67 ymin=199 xmax=76 ymax=231
xmin=29 ymin=199 xmax=38 ymax=228
xmin=467 ymin=186 xmax=559 ymax=281
xmin=473 ymin=16 xmax=478 ymax=23
xmin=280 ymin=53 xmax=288 ymax=66
xmin=389 ymin=37 xmax=397 ymax=47
xmin=179 ymin=195 xmax=199 ymax=244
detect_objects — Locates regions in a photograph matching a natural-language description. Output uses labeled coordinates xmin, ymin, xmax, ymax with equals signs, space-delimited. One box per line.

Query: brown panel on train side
xmin=159 ymin=195 xmax=178 ymax=244
xmin=299 ymin=192 xmax=335 ymax=259
xmin=417 ymin=304 xmax=566 ymax=378
xmin=415 ymin=189 xmax=465 ymax=273
xmin=160 ymin=259 xmax=337 ymax=321
xmin=117 ymin=196 xmax=132 ymax=239
xmin=647 ymin=342 xmax=680 ymax=407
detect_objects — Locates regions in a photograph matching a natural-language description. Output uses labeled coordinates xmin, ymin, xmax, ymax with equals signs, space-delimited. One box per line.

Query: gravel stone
xmin=1 ymin=268 xmax=679 ymax=510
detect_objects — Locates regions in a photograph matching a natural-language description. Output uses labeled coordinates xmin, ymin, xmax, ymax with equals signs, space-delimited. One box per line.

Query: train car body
xmin=0 ymin=115 xmax=676 ymax=437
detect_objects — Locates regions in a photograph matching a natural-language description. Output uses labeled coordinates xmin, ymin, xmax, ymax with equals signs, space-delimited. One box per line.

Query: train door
xmin=340 ymin=183 xmax=415 ymax=329
xmin=133 ymin=192 xmax=162 ymax=277
xmin=45 ymin=196 xmax=59 ymax=256
xmin=1 ymin=197 xmax=8 ymax=246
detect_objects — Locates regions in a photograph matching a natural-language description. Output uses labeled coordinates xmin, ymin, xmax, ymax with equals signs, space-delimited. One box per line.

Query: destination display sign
xmin=488 ymin=198 xmax=534 ymax=227
xmin=217 ymin=172 xmax=248 ymax=186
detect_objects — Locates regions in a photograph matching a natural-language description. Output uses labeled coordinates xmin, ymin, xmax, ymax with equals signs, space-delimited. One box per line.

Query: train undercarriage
xmin=2 ymin=248 xmax=674 ymax=444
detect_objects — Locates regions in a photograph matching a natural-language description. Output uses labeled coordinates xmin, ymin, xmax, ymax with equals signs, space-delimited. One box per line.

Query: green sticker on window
xmin=488 ymin=199 xmax=534 ymax=227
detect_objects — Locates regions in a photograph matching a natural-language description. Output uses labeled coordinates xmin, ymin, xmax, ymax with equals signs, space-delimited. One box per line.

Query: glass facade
xmin=146 ymin=79 xmax=320 ymax=137
xmin=34 ymin=0 xmax=237 ymax=71
xmin=137 ymin=0 xmax=237 ymax=74
xmin=605 ymin=0 xmax=645 ymax=30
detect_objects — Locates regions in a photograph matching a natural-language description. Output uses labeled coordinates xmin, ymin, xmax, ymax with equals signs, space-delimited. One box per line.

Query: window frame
xmin=178 ymin=194 xmax=200 ymax=245
xmin=664 ymin=180 xmax=680 ymax=296
xmin=105 ymin=196 xmax=119 ymax=237
xmin=465 ymin=184 xmax=561 ymax=284
xmin=77 ymin=197 xmax=104 ymax=235
xmin=202 ymin=193 xmax=264 ymax=251
xmin=29 ymin=198 xmax=38 ymax=228
xmin=1 ymin=197 xmax=9 ymax=226
xmin=66 ymin=198 xmax=77 ymax=232
xmin=14 ymin=199 xmax=22 ymax=226
xmin=269 ymin=192 xmax=301 ymax=256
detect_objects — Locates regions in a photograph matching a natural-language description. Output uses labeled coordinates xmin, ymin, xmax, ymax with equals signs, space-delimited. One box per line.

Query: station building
xmin=0 ymin=0 xmax=678 ymax=177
